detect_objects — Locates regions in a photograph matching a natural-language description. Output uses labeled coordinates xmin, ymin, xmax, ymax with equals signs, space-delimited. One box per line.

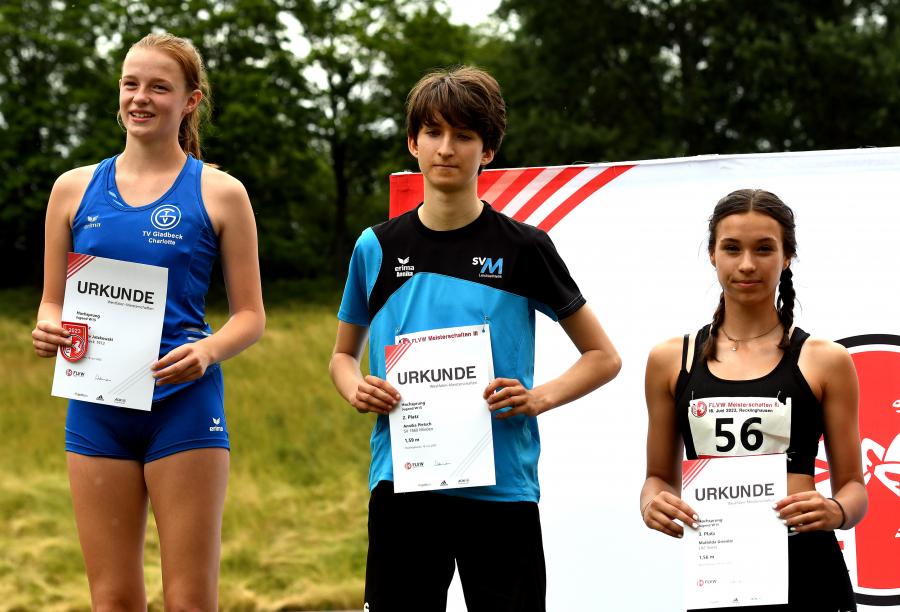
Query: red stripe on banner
xmin=536 ymin=165 xmax=636 ymax=232
xmin=388 ymin=168 xmax=509 ymax=219
xmin=475 ymin=168 xmax=505 ymax=198
xmin=385 ymin=342 xmax=412 ymax=374
xmin=491 ymin=168 xmax=544 ymax=212
xmin=66 ymin=253 xmax=95 ymax=279
xmin=512 ymin=166 xmax=587 ymax=222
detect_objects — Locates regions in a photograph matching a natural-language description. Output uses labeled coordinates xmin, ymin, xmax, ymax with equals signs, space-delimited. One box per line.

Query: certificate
xmin=51 ymin=253 xmax=168 ymax=411
xmin=386 ymin=324 xmax=495 ymax=493
xmin=683 ymin=454 xmax=788 ymax=609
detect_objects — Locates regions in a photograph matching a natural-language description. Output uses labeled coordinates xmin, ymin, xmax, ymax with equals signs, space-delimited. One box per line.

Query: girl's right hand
xmin=643 ymin=491 xmax=700 ymax=538
xmin=32 ymin=321 xmax=72 ymax=358
xmin=352 ymin=375 xmax=401 ymax=415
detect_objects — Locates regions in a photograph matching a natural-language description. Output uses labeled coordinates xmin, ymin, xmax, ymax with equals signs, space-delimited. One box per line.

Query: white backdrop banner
xmin=389 ymin=147 xmax=900 ymax=610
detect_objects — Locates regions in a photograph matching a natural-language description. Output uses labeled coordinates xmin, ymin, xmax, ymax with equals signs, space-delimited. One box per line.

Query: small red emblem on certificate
xmin=60 ymin=322 xmax=88 ymax=362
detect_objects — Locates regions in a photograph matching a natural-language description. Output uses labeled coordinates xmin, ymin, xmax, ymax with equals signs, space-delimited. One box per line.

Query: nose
xmin=132 ymin=85 xmax=151 ymax=105
xmin=436 ymin=133 xmax=455 ymax=158
xmin=737 ymin=251 xmax=757 ymax=273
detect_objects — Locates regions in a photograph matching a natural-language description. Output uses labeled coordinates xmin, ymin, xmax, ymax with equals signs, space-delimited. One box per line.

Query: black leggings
xmin=690 ymin=530 xmax=856 ymax=611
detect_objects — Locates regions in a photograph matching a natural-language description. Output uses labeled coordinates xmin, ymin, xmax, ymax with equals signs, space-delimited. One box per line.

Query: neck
xmin=119 ymin=134 xmax=188 ymax=174
xmin=418 ymin=176 xmax=483 ymax=231
xmin=720 ymin=293 xmax=782 ymax=339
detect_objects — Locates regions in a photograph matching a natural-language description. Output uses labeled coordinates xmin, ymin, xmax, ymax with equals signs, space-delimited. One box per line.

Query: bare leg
xmin=67 ymin=452 xmax=149 ymax=612
xmin=144 ymin=448 xmax=229 ymax=612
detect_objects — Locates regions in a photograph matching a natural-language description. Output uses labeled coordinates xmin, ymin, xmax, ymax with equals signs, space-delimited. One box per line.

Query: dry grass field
xmin=0 ymin=289 xmax=373 ymax=611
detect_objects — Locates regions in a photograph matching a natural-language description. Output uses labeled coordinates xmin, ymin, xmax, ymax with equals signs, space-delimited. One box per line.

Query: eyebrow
xmin=121 ymin=75 xmax=174 ymax=85
xmin=719 ymin=237 xmax=778 ymax=243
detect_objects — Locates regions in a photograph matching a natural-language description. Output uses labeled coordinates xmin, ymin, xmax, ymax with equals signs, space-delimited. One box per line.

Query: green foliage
xmin=3 ymin=0 xmax=900 ymax=288
xmin=0 ymin=300 xmax=373 ymax=610
xmin=491 ymin=0 xmax=900 ymax=168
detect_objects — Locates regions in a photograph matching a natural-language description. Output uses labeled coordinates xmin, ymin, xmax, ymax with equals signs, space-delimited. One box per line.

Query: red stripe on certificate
xmin=385 ymin=342 xmax=412 ymax=374
xmin=66 ymin=253 xmax=96 ymax=279
xmin=682 ymin=458 xmax=711 ymax=489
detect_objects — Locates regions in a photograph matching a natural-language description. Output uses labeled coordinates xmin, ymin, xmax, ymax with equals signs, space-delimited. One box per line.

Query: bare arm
xmin=151 ymin=168 xmax=265 ymax=385
xmin=329 ymin=321 xmax=400 ymax=415
xmin=640 ymin=337 xmax=701 ymax=538
xmin=483 ymin=304 xmax=622 ymax=419
xmin=32 ymin=167 xmax=95 ymax=356
xmin=776 ymin=339 xmax=867 ymax=531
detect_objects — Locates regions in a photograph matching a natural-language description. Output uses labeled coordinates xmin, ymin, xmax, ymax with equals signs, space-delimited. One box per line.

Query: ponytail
xmin=701 ymin=291 xmax=726 ymax=362
xmin=776 ymin=267 xmax=795 ymax=352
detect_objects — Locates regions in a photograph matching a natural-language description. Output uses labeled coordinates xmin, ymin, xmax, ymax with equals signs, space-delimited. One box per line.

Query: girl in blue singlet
xmin=31 ymin=33 xmax=265 ymax=610
xmin=639 ymin=190 xmax=867 ymax=610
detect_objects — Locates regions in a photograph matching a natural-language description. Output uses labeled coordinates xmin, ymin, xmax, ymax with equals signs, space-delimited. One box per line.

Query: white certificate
xmin=683 ymin=454 xmax=788 ymax=609
xmin=51 ymin=253 xmax=168 ymax=411
xmin=386 ymin=324 xmax=495 ymax=493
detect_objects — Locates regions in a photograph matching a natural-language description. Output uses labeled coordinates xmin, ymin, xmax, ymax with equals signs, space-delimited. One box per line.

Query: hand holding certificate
xmin=683 ymin=454 xmax=788 ymax=609
xmin=386 ymin=325 xmax=496 ymax=493
xmin=51 ymin=253 xmax=168 ymax=411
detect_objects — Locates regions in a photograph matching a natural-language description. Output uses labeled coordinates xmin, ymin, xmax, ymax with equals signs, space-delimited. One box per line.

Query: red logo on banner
xmin=831 ymin=335 xmax=900 ymax=606
xmin=66 ymin=369 xmax=73 ymax=376
xmin=60 ymin=322 xmax=88 ymax=362
xmin=405 ymin=462 xmax=412 ymax=470
xmin=697 ymin=580 xmax=704 ymax=587
xmin=692 ymin=401 xmax=708 ymax=418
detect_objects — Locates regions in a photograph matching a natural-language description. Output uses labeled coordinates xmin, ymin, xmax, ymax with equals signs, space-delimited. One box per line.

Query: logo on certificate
xmin=151 ymin=205 xmax=181 ymax=230
xmin=60 ymin=322 xmax=88 ymax=362
xmin=691 ymin=401 xmax=707 ymax=418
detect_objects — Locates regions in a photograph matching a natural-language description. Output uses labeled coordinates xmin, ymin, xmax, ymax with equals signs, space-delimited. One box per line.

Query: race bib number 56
xmin=688 ymin=397 xmax=791 ymax=457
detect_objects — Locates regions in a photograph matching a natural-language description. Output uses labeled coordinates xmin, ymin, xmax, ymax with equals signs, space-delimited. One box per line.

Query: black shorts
xmin=365 ymin=480 xmax=546 ymax=612
xmin=689 ymin=530 xmax=856 ymax=611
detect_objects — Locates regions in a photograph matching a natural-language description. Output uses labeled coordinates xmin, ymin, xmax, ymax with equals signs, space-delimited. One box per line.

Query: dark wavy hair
xmin=406 ymin=66 xmax=506 ymax=170
xmin=702 ymin=189 xmax=797 ymax=362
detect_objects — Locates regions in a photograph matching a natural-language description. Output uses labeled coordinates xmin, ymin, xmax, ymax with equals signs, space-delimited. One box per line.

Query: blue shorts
xmin=65 ymin=366 xmax=229 ymax=463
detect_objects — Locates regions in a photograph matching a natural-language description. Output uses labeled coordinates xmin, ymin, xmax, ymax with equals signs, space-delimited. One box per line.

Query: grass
xmin=0 ymin=288 xmax=374 ymax=611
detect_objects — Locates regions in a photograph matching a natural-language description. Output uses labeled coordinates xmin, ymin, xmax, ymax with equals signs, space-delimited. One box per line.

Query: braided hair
xmin=701 ymin=189 xmax=798 ymax=362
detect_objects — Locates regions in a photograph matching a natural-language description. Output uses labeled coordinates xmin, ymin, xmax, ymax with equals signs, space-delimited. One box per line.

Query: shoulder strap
xmin=789 ymin=327 xmax=811 ymax=363
xmin=680 ymin=334 xmax=690 ymax=372
xmin=675 ymin=326 xmax=708 ymax=402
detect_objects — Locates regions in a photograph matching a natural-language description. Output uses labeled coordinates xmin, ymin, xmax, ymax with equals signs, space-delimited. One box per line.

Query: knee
xmin=93 ymin=597 xmax=142 ymax=612
xmin=164 ymin=597 xmax=210 ymax=612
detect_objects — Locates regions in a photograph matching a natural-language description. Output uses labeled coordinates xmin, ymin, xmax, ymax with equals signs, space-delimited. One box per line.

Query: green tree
xmin=491 ymin=0 xmax=900 ymax=167
xmin=0 ymin=0 xmax=122 ymax=288
xmin=290 ymin=0 xmax=474 ymax=274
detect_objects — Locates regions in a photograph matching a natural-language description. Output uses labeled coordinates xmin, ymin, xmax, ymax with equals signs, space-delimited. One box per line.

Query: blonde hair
xmin=118 ymin=33 xmax=213 ymax=161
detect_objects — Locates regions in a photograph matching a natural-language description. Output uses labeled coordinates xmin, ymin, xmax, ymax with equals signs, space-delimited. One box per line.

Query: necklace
xmin=721 ymin=322 xmax=782 ymax=351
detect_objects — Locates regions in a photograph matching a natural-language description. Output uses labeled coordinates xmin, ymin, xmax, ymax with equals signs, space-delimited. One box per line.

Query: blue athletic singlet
xmin=66 ymin=154 xmax=229 ymax=463
xmin=71 ymin=154 xmax=219 ymax=401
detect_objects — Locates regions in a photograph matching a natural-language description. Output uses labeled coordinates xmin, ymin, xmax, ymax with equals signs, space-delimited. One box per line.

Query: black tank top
xmin=674 ymin=325 xmax=823 ymax=476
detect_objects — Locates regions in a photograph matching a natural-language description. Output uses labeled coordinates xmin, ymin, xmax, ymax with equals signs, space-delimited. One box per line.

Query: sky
xmin=445 ymin=0 xmax=502 ymax=26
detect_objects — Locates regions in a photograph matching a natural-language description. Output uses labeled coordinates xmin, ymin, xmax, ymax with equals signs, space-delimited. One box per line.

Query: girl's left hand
xmin=773 ymin=490 xmax=843 ymax=532
xmin=483 ymin=378 xmax=545 ymax=419
xmin=152 ymin=343 xmax=213 ymax=386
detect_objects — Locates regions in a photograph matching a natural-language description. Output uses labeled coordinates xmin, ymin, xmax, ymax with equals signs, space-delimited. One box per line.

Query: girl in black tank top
xmin=639 ymin=190 xmax=867 ymax=611
xmin=676 ymin=325 xmax=824 ymax=476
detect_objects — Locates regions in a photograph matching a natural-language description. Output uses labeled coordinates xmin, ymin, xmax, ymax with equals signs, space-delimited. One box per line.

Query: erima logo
xmin=473 ymin=257 xmax=503 ymax=277
xmin=210 ymin=417 xmax=224 ymax=432
xmin=84 ymin=214 xmax=100 ymax=229
xmin=395 ymin=257 xmax=414 ymax=278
